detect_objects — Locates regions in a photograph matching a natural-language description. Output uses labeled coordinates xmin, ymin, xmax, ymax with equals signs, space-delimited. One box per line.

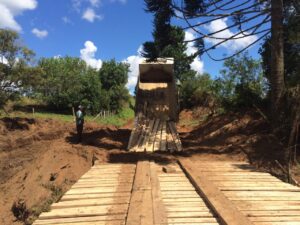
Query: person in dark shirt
xmin=75 ymin=105 xmax=84 ymax=142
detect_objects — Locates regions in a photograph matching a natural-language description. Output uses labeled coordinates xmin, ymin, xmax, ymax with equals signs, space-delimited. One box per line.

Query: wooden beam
xmin=140 ymin=119 xmax=155 ymax=152
xmin=146 ymin=119 xmax=160 ymax=152
xmin=160 ymin=122 xmax=167 ymax=151
xmin=126 ymin=161 xmax=154 ymax=225
xmin=153 ymin=121 xmax=162 ymax=152
xmin=149 ymin=162 xmax=167 ymax=225
xmin=168 ymin=122 xmax=182 ymax=151
xmin=178 ymin=159 xmax=253 ymax=225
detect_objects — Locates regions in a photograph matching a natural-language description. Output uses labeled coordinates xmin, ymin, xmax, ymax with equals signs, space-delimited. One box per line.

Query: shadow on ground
xmin=178 ymin=111 xmax=285 ymax=167
xmin=66 ymin=128 xmax=131 ymax=150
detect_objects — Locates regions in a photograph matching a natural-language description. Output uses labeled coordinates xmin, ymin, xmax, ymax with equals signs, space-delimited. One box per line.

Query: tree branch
xmin=204 ymin=31 xmax=271 ymax=61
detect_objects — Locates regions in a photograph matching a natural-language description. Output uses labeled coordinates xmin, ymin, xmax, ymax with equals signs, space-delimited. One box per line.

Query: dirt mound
xmin=0 ymin=117 xmax=130 ymax=225
xmin=0 ymin=117 xmax=36 ymax=132
xmin=0 ymin=118 xmax=69 ymax=152
xmin=178 ymin=109 xmax=298 ymax=183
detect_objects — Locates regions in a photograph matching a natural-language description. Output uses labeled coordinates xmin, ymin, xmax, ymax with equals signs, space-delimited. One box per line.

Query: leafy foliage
xmin=99 ymin=59 xmax=130 ymax=112
xmin=142 ymin=0 xmax=197 ymax=83
xmin=180 ymin=73 xmax=215 ymax=109
xmin=183 ymin=0 xmax=206 ymax=17
xmin=0 ymin=29 xmax=41 ymax=108
xmin=35 ymin=57 xmax=103 ymax=113
xmin=217 ymin=52 xmax=267 ymax=109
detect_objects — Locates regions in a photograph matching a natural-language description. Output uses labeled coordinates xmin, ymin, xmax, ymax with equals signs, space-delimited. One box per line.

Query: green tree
xmin=142 ymin=0 xmax=197 ymax=82
xmin=36 ymin=57 xmax=102 ymax=113
xmin=180 ymin=73 xmax=215 ymax=109
xmin=218 ymin=52 xmax=267 ymax=108
xmin=172 ymin=0 xmax=286 ymax=121
xmin=0 ymin=29 xmax=39 ymax=108
xmin=260 ymin=1 xmax=300 ymax=89
xmin=98 ymin=59 xmax=130 ymax=112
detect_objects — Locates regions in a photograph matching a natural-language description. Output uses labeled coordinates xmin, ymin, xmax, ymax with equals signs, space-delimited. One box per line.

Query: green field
xmin=0 ymin=107 xmax=135 ymax=127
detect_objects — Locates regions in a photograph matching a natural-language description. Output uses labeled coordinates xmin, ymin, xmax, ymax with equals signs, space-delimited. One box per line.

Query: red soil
xmin=0 ymin=110 xmax=299 ymax=224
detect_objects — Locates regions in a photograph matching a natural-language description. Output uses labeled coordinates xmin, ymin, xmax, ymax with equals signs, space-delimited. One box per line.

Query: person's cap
xmin=78 ymin=105 xmax=83 ymax=109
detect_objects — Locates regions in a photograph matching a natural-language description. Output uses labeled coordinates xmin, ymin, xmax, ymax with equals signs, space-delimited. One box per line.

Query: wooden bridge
xmin=33 ymin=159 xmax=300 ymax=225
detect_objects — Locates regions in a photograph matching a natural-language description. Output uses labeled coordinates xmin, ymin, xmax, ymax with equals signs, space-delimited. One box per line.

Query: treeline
xmin=180 ymin=52 xmax=267 ymax=111
xmin=0 ymin=29 xmax=130 ymax=114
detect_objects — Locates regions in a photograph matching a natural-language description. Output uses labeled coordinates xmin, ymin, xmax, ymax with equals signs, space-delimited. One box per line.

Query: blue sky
xmin=0 ymin=0 xmax=268 ymax=92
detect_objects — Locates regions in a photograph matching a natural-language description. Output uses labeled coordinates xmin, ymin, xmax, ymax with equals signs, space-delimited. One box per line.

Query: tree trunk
xmin=270 ymin=0 xmax=285 ymax=120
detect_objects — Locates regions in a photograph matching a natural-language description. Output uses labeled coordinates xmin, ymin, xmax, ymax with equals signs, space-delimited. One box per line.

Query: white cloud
xmin=185 ymin=30 xmax=204 ymax=74
xmin=82 ymin=8 xmax=103 ymax=22
xmin=0 ymin=0 xmax=37 ymax=31
xmin=80 ymin=41 xmax=103 ymax=70
xmin=89 ymin=0 xmax=100 ymax=7
xmin=0 ymin=56 xmax=8 ymax=65
xmin=32 ymin=28 xmax=48 ymax=39
xmin=62 ymin=16 xmax=72 ymax=24
xmin=123 ymin=46 xmax=144 ymax=93
xmin=204 ymin=18 xmax=258 ymax=51
xmin=71 ymin=0 xmax=82 ymax=12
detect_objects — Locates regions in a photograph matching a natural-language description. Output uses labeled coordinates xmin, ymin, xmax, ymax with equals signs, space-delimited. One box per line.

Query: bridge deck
xmin=33 ymin=160 xmax=300 ymax=225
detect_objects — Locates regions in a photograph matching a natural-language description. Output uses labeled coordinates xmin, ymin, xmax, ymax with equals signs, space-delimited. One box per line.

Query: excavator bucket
xmin=127 ymin=58 xmax=182 ymax=152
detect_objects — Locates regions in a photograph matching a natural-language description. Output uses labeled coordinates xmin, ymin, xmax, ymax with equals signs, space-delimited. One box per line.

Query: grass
xmin=0 ymin=107 xmax=135 ymax=127
xmin=93 ymin=107 xmax=134 ymax=127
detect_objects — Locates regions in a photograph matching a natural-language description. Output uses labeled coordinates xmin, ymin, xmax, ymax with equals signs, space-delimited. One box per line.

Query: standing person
xmin=75 ymin=105 xmax=85 ymax=143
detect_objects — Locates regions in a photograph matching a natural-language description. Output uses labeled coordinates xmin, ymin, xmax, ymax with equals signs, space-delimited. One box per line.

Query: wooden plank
xmin=74 ymin=181 xmax=132 ymax=185
xmin=38 ymin=204 xmax=128 ymax=219
xmin=65 ymin=187 xmax=131 ymax=195
xmin=179 ymin=159 xmax=253 ymax=225
xmin=127 ymin=117 xmax=142 ymax=150
xmin=34 ymin=220 xmax=124 ymax=225
xmin=127 ymin=129 xmax=137 ymax=150
xmin=168 ymin=217 xmax=219 ymax=223
xmin=167 ymin=211 xmax=214 ymax=218
xmin=168 ymin=223 xmax=218 ymax=225
xmin=209 ymin=177 xmax=280 ymax=181
xmin=126 ymin=161 xmax=154 ymax=225
xmin=33 ymin=215 xmax=125 ymax=224
xmin=164 ymin=202 xmax=207 ymax=207
xmin=220 ymin=187 xmax=300 ymax=191
xmin=224 ymin=191 xmax=300 ymax=197
xmin=150 ymin=162 xmax=167 ymax=225
xmin=166 ymin=126 xmax=176 ymax=152
xmin=51 ymin=198 xmax=130 ymax=209
xmin=250 ymin=216 xmax=300 ymax=222
xmin=160 ymin=122 xmax=167 ymax=151
xmin=153 ymin=121 xmax=162 ymax=152
xmin=168 ymin=122 xmax=182 ymax=151
xmin=229 ymin=196 xmax=300 ymax=201
xmin=246 ymin=210 xmax=300 ymax=216
xmin=71 ymin=184 xmax=132 ymax=189
xmin=214 ymin=182 xmax=296 ymax=187
xmin=61 ymin=193 xmax=130 ymax=201
xmin=133 ymin=124 xmax=146 ymax=152
xmin=140 ymin=119 xmax=155 ymax=152
xmin=200 ymin=172 xmax=277 ymax=176
xmin=165 ymin=206 xmax=212 ymax=212
xmin=253 ymin=222 xmax=300 ymax=225
xmin=146 ymin=119 xmax=160 ymax=152
xmin=162 ymin=198 xmax=207 ymax=202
